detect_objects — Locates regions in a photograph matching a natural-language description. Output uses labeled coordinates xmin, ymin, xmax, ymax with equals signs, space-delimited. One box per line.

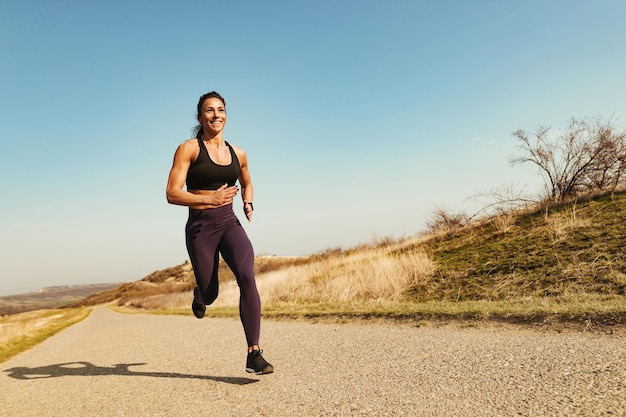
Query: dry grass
xmin=119 ymin=237 xmax=435 ymax=312
xmin=544 ymin=202 xmax=592 ymax=242
xmin=0 ymin=308 xmax=91 ymax=363
xmin=260 ymin=250 xmax=435 ymax=303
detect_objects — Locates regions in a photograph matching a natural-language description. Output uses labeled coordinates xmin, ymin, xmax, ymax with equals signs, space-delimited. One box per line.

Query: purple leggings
xmin=185 ymin=205 xmax=261 ymax=347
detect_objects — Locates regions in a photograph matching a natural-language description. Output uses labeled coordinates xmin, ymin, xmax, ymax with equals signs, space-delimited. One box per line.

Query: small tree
xmin=511 ymin=117 xmax=626 ymax=202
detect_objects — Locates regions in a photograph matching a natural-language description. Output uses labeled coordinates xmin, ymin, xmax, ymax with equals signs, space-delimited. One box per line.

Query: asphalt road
xmin=1 ymin=306 xmax=625 ymax=416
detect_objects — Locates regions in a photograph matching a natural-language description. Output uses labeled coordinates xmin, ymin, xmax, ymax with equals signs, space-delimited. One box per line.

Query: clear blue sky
xmin=2 ymin=0 xmax=625 ymax=296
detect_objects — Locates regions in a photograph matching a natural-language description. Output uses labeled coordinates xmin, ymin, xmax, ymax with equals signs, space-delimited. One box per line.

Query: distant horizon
xmin=0 ymin=282 xmax=125 ymax=298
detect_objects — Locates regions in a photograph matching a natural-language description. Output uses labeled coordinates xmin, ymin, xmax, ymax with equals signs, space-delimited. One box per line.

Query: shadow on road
xmin=3 ymin=362 xmax=258 ymax=385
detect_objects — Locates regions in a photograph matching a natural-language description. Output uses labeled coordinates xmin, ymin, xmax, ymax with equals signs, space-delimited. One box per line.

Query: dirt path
xmin=1 ymin=306 xmax=624 ymax=416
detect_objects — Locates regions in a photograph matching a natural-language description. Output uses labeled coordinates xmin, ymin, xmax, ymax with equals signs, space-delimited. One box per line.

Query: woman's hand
xmin=243 ymin=201 xmax=253 ymax=222
xmin=212 ymin=184 xmax=239 ymax=206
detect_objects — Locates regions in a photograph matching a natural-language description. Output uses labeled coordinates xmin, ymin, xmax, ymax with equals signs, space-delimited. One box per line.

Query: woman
xmin=166 ymin=91 xmax=273 ymax=375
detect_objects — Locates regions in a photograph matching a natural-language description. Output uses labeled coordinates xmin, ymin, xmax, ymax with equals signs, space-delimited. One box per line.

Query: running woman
xmin=166 ymin=91 xmax=273 ymax=375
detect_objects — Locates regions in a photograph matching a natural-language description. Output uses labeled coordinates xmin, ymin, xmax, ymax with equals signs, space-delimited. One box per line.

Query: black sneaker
xmin=246 ymin=349 xmax=274 ymax=374
xmin=191 ymin=298 xmax=206 ymax=319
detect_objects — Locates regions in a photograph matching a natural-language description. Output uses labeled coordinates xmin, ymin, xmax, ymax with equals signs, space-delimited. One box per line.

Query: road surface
xmin=1 ymin=306 xmax=625 ymax=416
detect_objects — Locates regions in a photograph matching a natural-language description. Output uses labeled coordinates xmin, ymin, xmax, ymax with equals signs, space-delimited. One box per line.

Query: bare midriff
xmin=187 ymin=189 xmax=232 ymax=210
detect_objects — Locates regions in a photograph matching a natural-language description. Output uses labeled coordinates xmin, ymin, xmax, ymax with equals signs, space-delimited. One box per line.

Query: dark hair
xmin=193 ymin=91 xmax=226 ymax=138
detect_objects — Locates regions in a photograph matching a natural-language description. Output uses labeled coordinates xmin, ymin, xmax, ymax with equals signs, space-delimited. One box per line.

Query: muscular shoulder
xmin=228 ymin=143 xmax=247 ymax=162
xmin=176 ymin=138 xmax=200 ymax=158
xmin=181 ymin=137 xmax=200 ymax=149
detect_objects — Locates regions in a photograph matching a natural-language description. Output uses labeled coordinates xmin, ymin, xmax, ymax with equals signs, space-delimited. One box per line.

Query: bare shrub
xmin=511 ymin=116 xmax=626 ymax=202
xmin=426 ymin=207 xmax=468 ymax=234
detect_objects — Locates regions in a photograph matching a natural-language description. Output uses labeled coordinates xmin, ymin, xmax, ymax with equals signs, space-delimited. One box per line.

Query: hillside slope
xmin=398 ymin=191 xmax=626 ymax=302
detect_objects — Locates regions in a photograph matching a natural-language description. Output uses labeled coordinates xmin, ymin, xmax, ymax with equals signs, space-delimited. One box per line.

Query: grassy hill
xmin=401 ymin=191 xmax=626 ymax=301
xmin=71 ymin=191 xmax=626 ymax=329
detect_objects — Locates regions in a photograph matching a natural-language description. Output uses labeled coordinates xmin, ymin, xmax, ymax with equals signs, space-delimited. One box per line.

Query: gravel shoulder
xmin=1 ymin=306 xmax=625 ymax=417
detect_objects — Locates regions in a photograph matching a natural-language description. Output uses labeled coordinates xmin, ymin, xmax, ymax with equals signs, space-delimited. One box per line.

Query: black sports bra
xmin=186 ymin=138 xmax=240 ymax=190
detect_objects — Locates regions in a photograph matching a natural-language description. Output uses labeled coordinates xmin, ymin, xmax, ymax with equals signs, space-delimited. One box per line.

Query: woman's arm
xmin=166 ymin=140 xmax=238 ymax=208
xmin=235 ymin=146 xmax=254 ymax=221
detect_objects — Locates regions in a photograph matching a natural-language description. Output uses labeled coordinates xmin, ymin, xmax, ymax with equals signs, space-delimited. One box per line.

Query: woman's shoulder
xmin=179 ymin=137 xmax=200 ymax=149
xmin=227 ymin=142 xmax=247 ymax=159
xmin=183 ymin=137 xmax=200 ymax=145
xmin=174 ymin=138 xmax=200 ymax=157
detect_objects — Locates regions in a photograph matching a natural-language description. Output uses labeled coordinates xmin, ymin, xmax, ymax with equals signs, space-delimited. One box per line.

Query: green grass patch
xmin=131 ymin=295 xmax=626 ymax=330
xmin=259 ymin=295 xmax=626 ymax=322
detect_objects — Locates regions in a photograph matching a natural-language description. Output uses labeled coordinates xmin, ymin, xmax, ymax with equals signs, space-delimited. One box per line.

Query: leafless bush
xmin=511 ymin=116 xmax=626 ymax=202
xmin=426 ymin=207 xmax=468 ymax=234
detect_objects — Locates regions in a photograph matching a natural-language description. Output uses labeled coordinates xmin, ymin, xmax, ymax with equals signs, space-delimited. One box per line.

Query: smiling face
xmin=197 ymin=97 xmax=227 ymax=136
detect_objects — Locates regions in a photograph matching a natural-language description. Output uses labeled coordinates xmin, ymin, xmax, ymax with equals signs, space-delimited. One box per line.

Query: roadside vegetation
xmin=0 ymin=308 xmax=91 ymax=363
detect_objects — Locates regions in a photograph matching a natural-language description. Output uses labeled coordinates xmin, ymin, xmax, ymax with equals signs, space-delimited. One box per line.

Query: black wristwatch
xmin=246 ymin=202 xmax=254 ymax=211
